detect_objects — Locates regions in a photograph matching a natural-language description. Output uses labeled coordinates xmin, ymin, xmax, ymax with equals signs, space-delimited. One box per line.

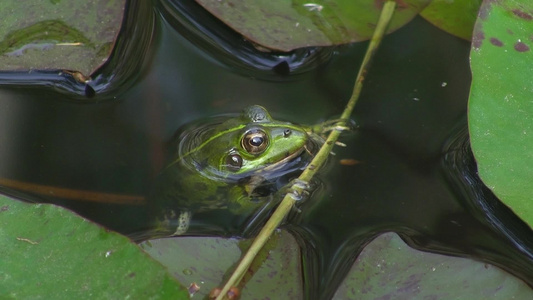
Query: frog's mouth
xmin=251 ymin=135 xmax=320 ymax=178
xmin=262 ymin=146 xmax=306 ymax=173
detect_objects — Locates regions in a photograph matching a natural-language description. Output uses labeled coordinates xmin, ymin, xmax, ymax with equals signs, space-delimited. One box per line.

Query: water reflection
xmin=158 ymin=0 xmax=333 ymax=79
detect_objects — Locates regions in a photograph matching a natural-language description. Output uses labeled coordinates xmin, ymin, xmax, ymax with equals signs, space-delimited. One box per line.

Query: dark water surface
xmin=0 ymin=1 xmax=531 ymax=299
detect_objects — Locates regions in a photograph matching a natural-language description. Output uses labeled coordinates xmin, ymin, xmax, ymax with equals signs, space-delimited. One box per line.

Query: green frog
xmin=148 ymin=105 xmax=322 ymax=238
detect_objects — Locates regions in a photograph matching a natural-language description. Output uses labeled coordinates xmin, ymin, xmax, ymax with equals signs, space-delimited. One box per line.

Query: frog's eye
xmin=242 ymin=129 xmax=269 ymax=155
xmin=225 ymin=154 xmax=243 ymax=171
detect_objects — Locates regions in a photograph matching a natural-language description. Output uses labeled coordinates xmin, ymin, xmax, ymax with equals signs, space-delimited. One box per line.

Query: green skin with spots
xmin=150 ymin=105 xmax=318 ymax=236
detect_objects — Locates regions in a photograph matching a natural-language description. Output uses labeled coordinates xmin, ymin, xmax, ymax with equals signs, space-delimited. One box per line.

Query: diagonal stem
xmin=215 ymin=2 xmax=397 ymax=299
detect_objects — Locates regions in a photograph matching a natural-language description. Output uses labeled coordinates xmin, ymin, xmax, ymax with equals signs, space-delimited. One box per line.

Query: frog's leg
xmin=243 ymin=175 xmax=268 ymax=197
xmin=280 ymin=178 xmax=312 ymax=203
xmin=226 ymin=177 xmax=269 ymax=215
xmin=171 ymin=210 xmax=191 ymax=236
xmin=153 ymin=209 xmax=191 ymax=236
xmin=310 ymin=118 xmax=357 ymax=136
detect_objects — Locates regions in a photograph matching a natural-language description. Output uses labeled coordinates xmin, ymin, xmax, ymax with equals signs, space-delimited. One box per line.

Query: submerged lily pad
xmin=194 ymin=0 xmax=431 ymax=52
xmin=420 ymin=0 xmax=482 ymax=40
xmin=0 ymin=0 xmax=125 ymax=76
xmin=0 ymin=195 xmax=188 ymax=299
xmin=469 ymin=0 xmax=533 ymax=228
xmin=333 ymin=233 xmax=532 ymax=299
xmin=141 ymin=230 xmax=302 ymax=299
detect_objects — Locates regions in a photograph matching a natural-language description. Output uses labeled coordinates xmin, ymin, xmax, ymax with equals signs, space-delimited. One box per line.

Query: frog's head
xmin=181 ymin=105 xmax=310 ymax=179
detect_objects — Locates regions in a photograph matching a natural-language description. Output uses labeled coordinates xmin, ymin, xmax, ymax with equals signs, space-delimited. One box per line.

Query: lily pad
xmin=333 ymin=233 xmax=532 ymax=299
xmin=142 ymin=230 xmax=533 ymax=299
xmin=469 ymin=0 xmax=533 ymax=228
xmin=420 ymin=0 xmax=482 ymax=40
xmin=194 ymin=0 xmax=431 ymax=52
xmin=141 ymin=230 xmax=302 ymax=299
xmin=0 ymin=195 xmax=188 ymax=299
xmin=0 ymin=0 xmax=125 ymax=76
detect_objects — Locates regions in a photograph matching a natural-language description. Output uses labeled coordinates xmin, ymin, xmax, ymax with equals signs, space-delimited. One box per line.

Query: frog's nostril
xmin=283 ymin=129 xmax=292 ymax=137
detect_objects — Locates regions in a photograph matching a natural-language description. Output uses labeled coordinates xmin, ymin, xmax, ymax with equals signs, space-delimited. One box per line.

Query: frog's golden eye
xmin=225 ymin=154 xmax=243 ymax=171
xmin=242 ymin=129 xmax=269 ymax=155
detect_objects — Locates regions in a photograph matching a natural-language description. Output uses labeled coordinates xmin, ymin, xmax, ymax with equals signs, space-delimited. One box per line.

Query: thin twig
xmin=16 ymin=237 xmax=39 ymax=245
xmin=0 ymin=177 xmax=145 ymax=205
xmin=215 ymin=2 xmax=397 ymax=299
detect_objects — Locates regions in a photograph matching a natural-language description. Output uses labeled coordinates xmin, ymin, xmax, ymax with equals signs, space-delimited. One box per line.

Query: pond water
xmin=0 ymin=1 xmax=531 ymax=298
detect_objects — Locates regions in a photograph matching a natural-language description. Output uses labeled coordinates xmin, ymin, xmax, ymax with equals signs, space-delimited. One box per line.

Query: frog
xmin=147 ymin=105 xmax=322 ymax=238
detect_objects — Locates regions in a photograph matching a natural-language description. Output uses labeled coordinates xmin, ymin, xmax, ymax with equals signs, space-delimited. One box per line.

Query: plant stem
xmin=215 ymin=2 xmax=397 ymax=299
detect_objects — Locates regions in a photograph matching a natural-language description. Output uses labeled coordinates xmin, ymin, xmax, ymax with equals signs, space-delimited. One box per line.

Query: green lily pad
xmin=0 ymin=0 xmax=125 ymax=76
xmin=333 ymin=233 xmax=532 ymax=299
xmin=469 ymin=0 xmax=533 ymax=228
xmin=194 ymin=0 xmax=431 ymax=52
xmin=141 ymin=230 xmax=302 ymax=299
xmin=0 ymin=195 xmax=188 ymax=299
xmin=420 ymin=0 xmax=482 ymax=40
